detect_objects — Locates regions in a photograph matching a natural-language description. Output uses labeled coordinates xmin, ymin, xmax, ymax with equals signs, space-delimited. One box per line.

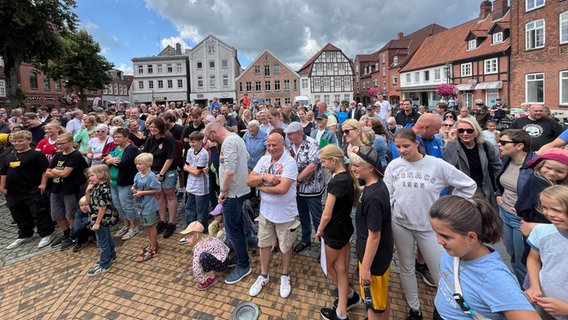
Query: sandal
xmin=136 ymin=248 xmax=158 ymax=262
xmin=138 ymin=243 xmax=159 ymax=256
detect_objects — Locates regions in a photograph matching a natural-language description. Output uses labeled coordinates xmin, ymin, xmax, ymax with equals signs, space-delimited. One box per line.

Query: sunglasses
xmin=343 ymin=128 xmax=355 ymax=134
xmin=445 ymin=115 xmax=454 ymax=118
xmin=457 ymin=128 xmax=475 ymax=134
xmin=95 ymin=130 xmax=106 ymax=133
xmin=443 ymin=124 xmax=454 ymax=127
xmin=499 ymin=140 xmax=516 ymax=146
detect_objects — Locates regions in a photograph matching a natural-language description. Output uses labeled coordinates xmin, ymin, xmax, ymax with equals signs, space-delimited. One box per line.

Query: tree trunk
xmin=78 ymin=87 xmax=87 ymax=112
xmin=3 ymin=53 xmax=24 ymax=111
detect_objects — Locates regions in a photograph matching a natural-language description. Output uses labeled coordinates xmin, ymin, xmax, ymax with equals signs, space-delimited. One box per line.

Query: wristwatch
xmin=158 ymin=173 xmax=164 ymax=178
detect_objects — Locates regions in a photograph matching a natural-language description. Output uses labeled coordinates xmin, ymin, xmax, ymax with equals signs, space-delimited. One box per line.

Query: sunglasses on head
xmin=457 ymin=128 xmax=475 ymax=134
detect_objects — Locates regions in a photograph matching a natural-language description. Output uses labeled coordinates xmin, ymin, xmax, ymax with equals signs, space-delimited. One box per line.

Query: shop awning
xmin=474 ymin=81 xmax=503 ymax=90
xmin=396 ymin=85 xmax=437 ymax=92
xmin=456 ymin=83 xmax=475 ymax=91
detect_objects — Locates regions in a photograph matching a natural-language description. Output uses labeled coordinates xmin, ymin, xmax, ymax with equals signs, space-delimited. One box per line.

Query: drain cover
xmin=231 ymin=302 xmax=259 ymax=320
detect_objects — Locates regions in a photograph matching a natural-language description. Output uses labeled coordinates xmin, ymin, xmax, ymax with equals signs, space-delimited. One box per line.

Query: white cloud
xmin=159 ymin=36 xmax=191 ymax=51
xmin=117 ymin=63 xmax=133 ymax=75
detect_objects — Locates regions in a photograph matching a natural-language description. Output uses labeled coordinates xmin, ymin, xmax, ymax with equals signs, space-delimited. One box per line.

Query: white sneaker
xmin=114 ymin=226 xmax=129 ymax=238
xmin=38 ymin=234 xmax=56 ymax=248
xmin=121 ymin=228 xmax=139 ymax=240
xmin=249 ymin=275 xmax=269 ymax=297
xmin=6 ymin=237 xmax=32 ymax=250
xmin=280 ymin=275 xmax=291 ymax=298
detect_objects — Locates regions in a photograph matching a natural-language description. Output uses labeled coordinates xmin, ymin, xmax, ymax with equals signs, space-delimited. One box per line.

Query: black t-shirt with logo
xmin=143 ymin=135 xmax=177 ymax=172
xmin=50 ymin=150 xmax=88 ymax=195
xmin=323 ymin=172 xmax=354 ymax=245
xmin=0 ymin=149 xmax=48 ymax=194
xmin=511 ymin=117 xmax=564 ymax=151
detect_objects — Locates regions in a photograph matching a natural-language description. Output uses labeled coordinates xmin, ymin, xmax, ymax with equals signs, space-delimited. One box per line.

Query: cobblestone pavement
xmin=0 ymin=195 xmax=440 ymax=319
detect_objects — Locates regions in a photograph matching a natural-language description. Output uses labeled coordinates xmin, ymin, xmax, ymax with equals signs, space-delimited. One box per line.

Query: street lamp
xmin=443 ymin=63 xmax=452 ymax=84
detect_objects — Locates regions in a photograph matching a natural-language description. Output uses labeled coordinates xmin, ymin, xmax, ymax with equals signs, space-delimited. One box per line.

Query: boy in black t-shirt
xmin=0 ymin=130 xmax=55 ymax=249
xmin=349 ymin=146 xmax=393 ymax=320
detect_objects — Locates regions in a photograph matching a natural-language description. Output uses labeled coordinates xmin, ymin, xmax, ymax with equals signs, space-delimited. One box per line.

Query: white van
xmin=294 ymin=96 xmax=310 ymax=107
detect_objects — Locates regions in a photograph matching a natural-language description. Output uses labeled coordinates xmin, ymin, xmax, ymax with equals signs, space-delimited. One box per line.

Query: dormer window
xmin=393 ymin=55 xmax=399 ymax=66
xmin=468 ymin=39 xmax=477 ymax=50
xmin=492 ymin=32 xmax=503 ymax=44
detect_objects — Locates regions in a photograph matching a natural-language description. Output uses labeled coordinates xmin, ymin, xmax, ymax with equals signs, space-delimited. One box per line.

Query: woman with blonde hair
xmin=36 ymin=121 xmax=65 ymax=163
xmin=342 ymin=119 xmax=364 ymax=158
xmin=443 ymin=117 xmax=501 ymax=207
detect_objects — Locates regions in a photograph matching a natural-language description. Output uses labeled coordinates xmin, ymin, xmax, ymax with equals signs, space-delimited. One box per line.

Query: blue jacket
xmin=495 ymin=152 xmax=537 ymax=197
xmin=310 ymin=127 xmax=338 ymax=147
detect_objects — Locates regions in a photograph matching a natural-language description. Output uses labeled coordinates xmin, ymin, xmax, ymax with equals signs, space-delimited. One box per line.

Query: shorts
xmin=50 ymin=193 xmax=79 ymax=221
xmin=323 ymin=232 xmax=352 ymax=250
xmin=140 ymin=211 xmax=159 ymax=227
xmin=159 ymin=170 xmax=178 ymax=190
xmin=358 ymin=262 xmax=390 ymax=312
xmin=256 ymin=214 xmax=299 ymax=253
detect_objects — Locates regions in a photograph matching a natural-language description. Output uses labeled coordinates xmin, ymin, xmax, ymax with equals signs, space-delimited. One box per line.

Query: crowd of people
xmin=0 ymin=95 xmax=567 ymax=320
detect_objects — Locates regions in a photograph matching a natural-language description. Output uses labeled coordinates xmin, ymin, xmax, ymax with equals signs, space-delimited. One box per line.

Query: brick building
xmin=353 ymin=52 xmax=379 ymax=106
xmin=17 ymin=62 xmax=64 ymax=111
xmin=236 ymin=49 xmax=299 ymax=107
xmin=510 ymin=0 xmax=568 ymax=110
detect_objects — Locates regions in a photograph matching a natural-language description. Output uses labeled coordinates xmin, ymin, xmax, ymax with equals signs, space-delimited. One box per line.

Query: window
xmin=492 ymin=32 xmax=503 ymax=44
xmin=177 ymin=79 xmax=183 ymax=88
xmin=293 ymin=79 xmax=297 ymax=90
xmin=526 ymin=0 xmax=545 ymax=11
xmin=255 ymin=81 xmax=261 ymax=91
xmin=210 ymin=75 xmax=216 ymax=87
xmin=264 ymin=80 xmax=271 ymax=91
xmin=382 ymin=67 xmax=386 ymax=77
xmin=335 ymin=94 xmax=341 ymax=102
xmin=526 ymin=19 xmax=545 ymax=50
xmin=424 ymin=71 xmax=430 ymax=82
xmin=55 ymin=80 xmax=61 ymax=91
xmin=324 ymin=95 xmax=330 ymax=105
xmin=273 ymin=64 xmax=280 ymax=73
xmin=138 ymin=81 xmax=144 ymax=90
xmin=561 ymin=11 xmax=568 ymax=44
xmin=323 ymin=78 xmax=330 ymax=87
xmin=461 ymin=63 xmax=473 ymax=77
xmin=0 ymin=80 xmax=5 ymax=97
xmin=405 ymin=74 xmax=411 ymax=84
xmin=373 ymin=78 xmax=378 ymax=87
xmin=254 ymin=66 xmax=260 ymax=74
xmin=43 ymin=78 xmax=50 ymax=91
xmin=149 ymin=80 xmax=154 ymax=89
xmin=239 ymin=82 xmax=243 ymax=92
xmin=284 ymin=80 xmax=290 ymax=91
xmin=157 ymin=64 xmax=163 ymax=73
xmin=264 ymin=55 xmax=269 ymax=61
xmin=486 ymin=89 xmax=499 ymax=107
xmin=147 ymin=65 xmax=153 ymax=74
xmin=208 ymin=45 xmax=215 ymax=54
xmin=223 ymin=75 xmax=228 ymax=86
xmin=246 ymin=82 xmax=252 ymax=92
xmin=167 ymin=64 xmax=173 ymax=73
xmin=526 ymin=73 xmax=544 ymax=103
xmin=335 ymin=77 xmax=342 ymax=89
xmin=560 ymin=71 xmax=568 ymax=105
xmin=285 ymin=98 xmax=291 ymax=104
xmin=167 ymin=80 xmax=173 ymax=89
xmin=393 ymin=56 xmax=399 ymax=66
xmin=313 ymin=78 xmax=321 ymax=88
xmin=264 ymin=65 xmax=270 ymax=76
xmin=434 ymin=69 xmax=441 ymax=81
xmin=414 ymin=72 xmax=420 ymax=83
xmin=302 ymin=79 xmax=308 ymax=89
xmin=382 ymin=53 xmax=385 ymax=64
xmin=196 ymin=62 xmax=203 ymax=69
xmin=222 ymin=59 xmax=228 ymax=68
xmin=29 ymin=72 xmax=38 ymax=89
xmin=197 ymin=76 xmax=203 ymax=88
xmin=274 ymin=80 xmax=281 ymax=91
xmin=382 ymin=80 xmax=387 ymax=90
xmin=177 ymin=64 xmax=182 ymax=73
xmin=468 ymin=39 xmax=477 ymax=50
xmin=344 ymin=94 xmax=350 ymax=102
xmin=103 ymin=85 xmax=108 ymax=95
xmin=265 ymin=98 xmax=271 ymax=105
xmin=209 ymin=61 xmax=215 ymax=68
xmin=138 ymin=65 xmax=143 ymax=74
xmin=392 ymin=74 xmax=398 ymax=85
xmin=158 ymin=80 xmax=164 ymax=89
xmin=0 ymin=57 xmax=3 ymax=67
xmin=484 ymin=58 xmax=498 ymax=74
xmin=314 ymin=95 xmax=320 ymax=101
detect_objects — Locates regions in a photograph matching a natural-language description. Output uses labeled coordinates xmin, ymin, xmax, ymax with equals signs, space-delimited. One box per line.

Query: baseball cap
xmin=179 ymin=221 xmax=204 ymax=235
xmin=366 ymin=105 xmax=374 ymax=110
xmin=475 ymin=99 xmax=484 ymax=105
xmin=528 ymin=148 xmax=568 ymax=168
xmin=315 ymin=114 xmax=328 ymax=120
xmin=284 ymin=122 xmax=303 ymax=134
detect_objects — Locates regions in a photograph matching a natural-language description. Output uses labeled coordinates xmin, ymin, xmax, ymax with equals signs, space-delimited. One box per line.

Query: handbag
xmin=453 ymin=257 xmax=490 ymax=320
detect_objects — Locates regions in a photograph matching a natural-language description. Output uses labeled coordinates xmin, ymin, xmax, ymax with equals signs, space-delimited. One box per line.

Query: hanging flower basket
xmin=436 ymin=84 xmax=457 ymax=97
xmin=58 ymin=94 xmax=79 ymax=107
xmin=367 ymin=88 xmax=379 ymax=97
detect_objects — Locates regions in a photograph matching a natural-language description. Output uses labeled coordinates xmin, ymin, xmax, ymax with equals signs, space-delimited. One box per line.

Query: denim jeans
xmin=297 ymin=195 xmax=322 ymax=245
xmin=111 ymin=185 xmax=137 ymax=221
xmin=95 ymin=225 xmax=116 ymax=269
xmin=185 ymin=192 xmax=210 ymax=231
xmin=222 ymin=195 xmax=249 ymax=269
xmin=72 ymin=210 xmax=91 ymax=244
xmin=500 ymin=206 xmax=527 ymax=285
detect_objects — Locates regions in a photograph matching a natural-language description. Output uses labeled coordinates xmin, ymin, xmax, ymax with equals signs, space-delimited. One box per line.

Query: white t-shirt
xmin=253 ymin=152 xmax=298 ymax=223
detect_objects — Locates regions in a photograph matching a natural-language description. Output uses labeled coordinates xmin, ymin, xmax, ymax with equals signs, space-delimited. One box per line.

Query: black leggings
xmin=199 ymin=252 xmax=228 ymax=273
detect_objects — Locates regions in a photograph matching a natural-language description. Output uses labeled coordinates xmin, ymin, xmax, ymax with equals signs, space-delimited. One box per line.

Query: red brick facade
xmin=510 ymin=0 xmax=568 ymax=109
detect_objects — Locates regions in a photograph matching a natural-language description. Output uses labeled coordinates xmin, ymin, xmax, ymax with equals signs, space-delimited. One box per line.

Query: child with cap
xmin=207 ymin=203 xmax=225 ymax=239
xmin=180 ymin=221 xmax=231 ymax=290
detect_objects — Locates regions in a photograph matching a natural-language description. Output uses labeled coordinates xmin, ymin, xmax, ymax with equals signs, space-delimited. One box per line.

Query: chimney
xmin=479 ymin=0 xmax=492 ymax=19
xmin=398 ymin=32 xmax=404 ymax=40
xmin=492 ymin=0 xmax=508 ymax=20
xmin=175 ymin=43 xmax=181 ymax=55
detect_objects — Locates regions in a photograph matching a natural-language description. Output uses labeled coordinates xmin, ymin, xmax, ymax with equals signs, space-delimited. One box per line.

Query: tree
xmin=44 ymin=29 xmax=114 ymax=110
xmin=0 ymin=0 xmax=77 ymax=109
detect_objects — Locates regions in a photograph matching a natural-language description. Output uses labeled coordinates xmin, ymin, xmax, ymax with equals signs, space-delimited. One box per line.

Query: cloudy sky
xmin=75 ymin=0 xmax=483 ymax=75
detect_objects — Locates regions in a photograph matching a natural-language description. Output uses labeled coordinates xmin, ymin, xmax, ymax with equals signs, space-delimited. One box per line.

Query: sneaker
xmin=51 ymin=235 xmax=67 ymax=248
xmin=280 ymin=275 xmax=291 ymax=298
xmin=60 ymin=237 xmax=74 ymax=251
xmin=225 ymin=256 xmax=237 ymax=268
xmin=225 ymin=266 xmax=252 ymax=285
xmin=122 ymin=228 xmax=139 ymax=240
xmin=157 ymin=221 xmax=167 ymax=234
xmin=321 ymin=307 xmax=349 ymax=320
xmin=415 ymin=261 xmax=436 ymax=288
xmin=6 ymin=237 xmax=32 ymax=250
xmin=249 ymin=275 xmax=269 ymax=297
xmin=406 ymin=308 xmax=423 ymax=320
xmin=178 ymin=236 xmax=188 ymax=245
xmin=114 ymin=226 xmax=130 ymax=238
xmin=86 ymin=265 xmax=109 ymax=277
xmin=163 ymin=223 xmax=176 ymax=239
xmin=196 ymin=276 xmax=218 ymax=290
xmin=333 ymin=290 xmax=362 ymax=310
xmin=72 ymin=242 xmax=86 ymax=253
xmin=38 ymin=234 xmax=56 ymax=248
